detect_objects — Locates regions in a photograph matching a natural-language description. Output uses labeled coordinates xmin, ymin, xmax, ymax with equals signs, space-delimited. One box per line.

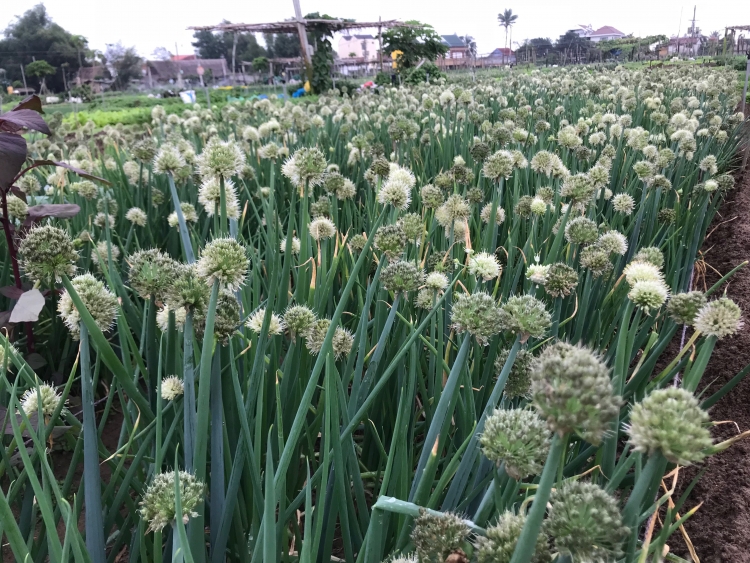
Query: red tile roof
xmin=591 ymin=26 xmax=624 ymax=36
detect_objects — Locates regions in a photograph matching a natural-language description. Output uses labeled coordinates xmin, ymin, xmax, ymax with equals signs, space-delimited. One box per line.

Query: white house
xmin=571 ymin=25 xmax=626 ymax=43
xmin=338 ymin=35 xmax=379 ymax=62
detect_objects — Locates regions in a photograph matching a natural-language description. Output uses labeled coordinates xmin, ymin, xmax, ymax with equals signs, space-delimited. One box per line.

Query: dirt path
xmin=673 ymin=162 xmax=750 ymax=562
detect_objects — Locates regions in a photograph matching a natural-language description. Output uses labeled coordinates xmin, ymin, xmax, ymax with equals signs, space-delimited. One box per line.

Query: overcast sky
xmin=4 ymin=0 xmax=749 ymax=57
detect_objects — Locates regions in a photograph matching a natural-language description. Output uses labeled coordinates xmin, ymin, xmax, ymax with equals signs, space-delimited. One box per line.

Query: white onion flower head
xmin=597 ymin=231 xmax=628 ymax=255
xmin=694 ymin=297 xmax=743 ymax=338
xmin=612 ymin=193 xmax=635 ymax=215
xmin=197 ymin=238 xmax=249 ymax=291
xmin=153 ymin=144 xmax=186 ymax=175
xmin=21 ymin=383 xmax=63 ymax=418
xmin=160 ymin=376 xmax=184 ymax=401
xmin=623 ymin=261 xmax=663 ymax=285
xmin=628 ymin=280 xmax=669 ymax=313
xmin=156 ymin=305 xmax=187 ymax=332
xmin=526 ymin=263 xmax=550 ymax=285
xmin=196 ymin=136 xmax=245 ymax=179
xmin=280 ymin=237 xmax=301 ymax=254
xmin=126 ymin=207 xmax=148 ymax=227
xmin=309 ymin=218 xmax=337 ymax=241
xmin=378 ymin=167 xmax=415 ymax=210
xmin=425 ymin=272 xmax=449 ymax=292
xmin=469 ymin=252 xmax=501 ymax=281
xmin=246 ymin=308 xmax=285 ymax=336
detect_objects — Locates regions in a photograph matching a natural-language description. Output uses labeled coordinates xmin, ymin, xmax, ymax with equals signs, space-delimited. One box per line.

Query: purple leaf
xmin=0 ymin=110 xmax=51 ymax=135
xmin=26 ymin=203 xmax=81 ymax=219
xmin=11 ymin=95 xmax=44 ymax=114
xmin=0 ymin=133 xmax=28 ymax=189
xmin=22 ymin=160 xmax=111 ymax=186
xmin=10 ymin=289 xmax=45 ymax=323
xmin=0 ymin=286 xmax=24 ymax=299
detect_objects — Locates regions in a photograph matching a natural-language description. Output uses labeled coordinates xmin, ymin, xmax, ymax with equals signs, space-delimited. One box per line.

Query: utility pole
xmin=232 ymin=32 xmax=238 ymax=85
xmin=20 ymin=64 xmax=28 ymax=91
xmin=378 ymin=17 xmax=384 ymax=72
xmin=292 ymin=0 xmax=313 ymax=83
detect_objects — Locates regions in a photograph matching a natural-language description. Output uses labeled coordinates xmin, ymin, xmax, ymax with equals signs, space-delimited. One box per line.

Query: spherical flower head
xmin=529 ymin=197 xmax=547 ymax=216
xmin=560 ymin=174 xmax=595 ymax=205
xmin=348 ymin=234 xmax=367 ymax=253
xmin=280 ymin=237 xmax=301 ymax=255
xmin=544 ymin=263 xmax=578 ymax=298
xmin=17 ymin=174 xmax=41 ymax=194
xmin=128 ymin=249 xmax=180 ymax=300
xmin=624 ymin=257 xmax=663 ymax=284
xmin=436 ymin=195 xmax=470 ymax=228
xmin=480 ymin=203 xmax=506 ymax=226
xmin=597 ymin=231 xmax=628 ymax=255
xmin=374 ymin=224 xmax=407 ymax=259
xmin=156 ymin=305 xmax=186 ymax=332
xmin=667 ymin=291 xmax=707 ymax=325
xmin=564 ymin=216 xmax=598 ymax=246
xmin=310 ymin=196 xmax=331 ymax=218
xmin=197 ymin=238 xmax=248 ymax=291
xmin=58 ymin=274 xmax=118 ymax=340
xmin=633 ymin=160 xmax=655 ymax=181
xmin=530 ymin=150 xmax=566 ymax=177
xmin=420 ymin=184 xmax=444 ymax=209
xmin=246 ymin=308 xmax=285 ymax=336
xmin=399 ymin=213 xmax=423 ymax=242
xmin=304 ymin=319 xmax=331 ymax=355
xmin=19 ymin=225 xmax=77 ymax=286
xmin=198 ymin=177 xmax=239 ymax=218
xmin=483 ymin=150 xmax=516 ymax=181
xmin=470 ymin=141 xmax=491 ymax=163
xmin=284 ymin=304 xmax=316 ymax=340
xmin=332 ymin=327 xmax=354 ymax=359
xmin=257 ymin=142 xmax=281 ymax=160
xmin=381 ymin=261 xmax=424 ymax=294
xmin=21 ymin=383 xmax=63 ymax=418
xmin=308 ymin=217 xmax=337 ymax=242
xmin=546 ymin=481 xmax=629 ymax=562
xmin=160 ymin=376 xmax=184 ymax=401
xmin=699 ymin=154 xmax=718 ymax=176
xmin=153 ymin=144 xmax=186 ymax=175
xmin=480 ymin=408 xmax=550 ymax=480
xmin=70 ymin=180 xmax=99 ymax=200
xmin=378 ymin=179 xmax=411 ymax=209
xmin=628 ymin=279 xmax=669 ymax=313
xmin=425 ymin=271 xmax=449 ymax=293
xmin=494 ymin=348 xmax=534 ymax=398
xmin=531 ymin=342 xmax=620 ymax=442
xmin=610 ymin=193 xmax=634 ymax=215
xmin=629 ymin=387 xmax=712 ymax=466
xmin=140 ymin=470 xmax=205 ymax=533
xmin=133 ymin=138 xmax=158 ymax=162
xmin=469 ymin=252 xmax=501 ymax=281
xmin=579 ymin=246 xmax=613 ymax=278
xmin=126 ymin=207 xmax=148 ymax=227
xmin=167 ymin=264 xmax=209 ymax=313
xmin=475 ymin=512 xmax=550 ymax=563
xmin=370 ymin=157 xmax=391 ymax=178
xmin=451 ymin=292 xmax=503 ymax=345
xmin=498 ymin=295 xmax=551 ymax=342
xmin=703 ymin=179 xmax=718 ymax=192
xmin=194 ymin=289 xmax=239 ymax=344
xmin=411 ymin=510 xmax=469 ymax=563
xmin=694 ymin=297 xmax=743 ymax=338
xmin=282 ymin=147 xmax=327 ymax=188
xmin=6 ymin=195 xmax=28 ymax=218
xmin=196 ymin=136 xmax=245 ymax=180
xmin=526 ymin=263 xmax=550 ymax=286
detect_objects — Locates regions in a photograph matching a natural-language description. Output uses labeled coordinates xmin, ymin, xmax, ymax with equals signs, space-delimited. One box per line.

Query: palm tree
xmin=497 ymin=9 xmax=519 ymax=63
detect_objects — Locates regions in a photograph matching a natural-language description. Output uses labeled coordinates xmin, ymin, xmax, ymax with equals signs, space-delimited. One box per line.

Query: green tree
xmin=25 ymin=60 xmax=56 ymax=93
xmin=0 ymin=5 xmax=89 ymax=92
xmin=263 ymin=33 xmax=301 ymax=59
xmin=192 ymin=24 xmax=267 ymax=73
xmin=252 ymin=56 xmax=269 ymax=73
xmin=382 ymin=21 xmax=448 ymax=70
xmin=105 ymin=43 xmax=142 ymax=90
xmin=303 ymin=13 xmax=351 ymax=94
xmin=497 ymin=9 xmax=519 ymax=63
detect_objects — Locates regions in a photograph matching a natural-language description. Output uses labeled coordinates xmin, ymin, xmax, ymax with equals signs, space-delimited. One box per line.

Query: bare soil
xmin=671 ymin=160 xmax=750 ymax=562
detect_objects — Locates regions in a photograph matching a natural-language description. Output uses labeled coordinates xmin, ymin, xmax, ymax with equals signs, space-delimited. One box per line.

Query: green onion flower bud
xmin=564 ymin=216 xmax=598 ymax=245
xmin=194 ymin=289 xmax=240 ymax=343
xmin=632 ymin=247 xmax=664 ymax=269
xmin=546 ymin=481 xmax=629 ymax=561
xmin=451 ymin=293 xmax=503 ymax=345
xmin=544 ymin=263 xmax=578 ymax=298
xmin=246 ymin=308 xmax=284 ymax=336
xmin=196 ymin=238 xmax=249 ymax=291
xmin=421 ymin=184 xmax=444 ymax=208
xmin=196 ymin=137 xmax=245 ymax=180
xmin=332 ymin=327 xmax=354 ymax=359
xmin=531 ymin=342 xmax=620 ymax=443
xmin=560 ymin=173 xmax=595 ymax=205
xmin=667 ymin=291 xmax=707 ymax=325
xmin=480 ymin=408 xmax=550 ymax=479
xmin=374 ymin=224 xmax=407 ymax=259
xmin=19 ymin=225 xmax=77 ymax=286
xmin=612 ymin=193 xmax=635 ymax=215
xmin=283 ymin=304 xmax=316 ymax=340
xmin=628 ymin=279 xmax=669 ymax=313
xmin=411 ymin=510 xmax=470 ymax=563
xmin=498 ymin=295 xmax=551 ymax=342
xmin=475 ymin=512 xmax=549 ymax=563
xmin=381 ymin=261 xmax=424 ymax=294
xmin=153 ymin=144 xmax=186 ymax=175
xmin=126 ymin=207 xmax=148 ymax=227
xmin=628 ymin=387 xmax=712 ymax=465
xmin=480 ymin=203 xmax=506 ymax=226
xmin=494 ymin=348 xmax=534 ymax=398
xmin=128 ymin=249 xmax=181 ymax=300
xmin=579 ymin=246 xmax=613 ymax=277
xmin=57 ymin=273 xmax=118 ymax=340
xmin=140 ymin=470 xmax=205 ymax=533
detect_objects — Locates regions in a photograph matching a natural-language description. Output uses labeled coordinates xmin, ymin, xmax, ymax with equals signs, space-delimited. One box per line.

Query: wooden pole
xmin=292 ymin=0 xmax=313 ymax=83
xmin=378 ymin=17 xmax=384 ymax=72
